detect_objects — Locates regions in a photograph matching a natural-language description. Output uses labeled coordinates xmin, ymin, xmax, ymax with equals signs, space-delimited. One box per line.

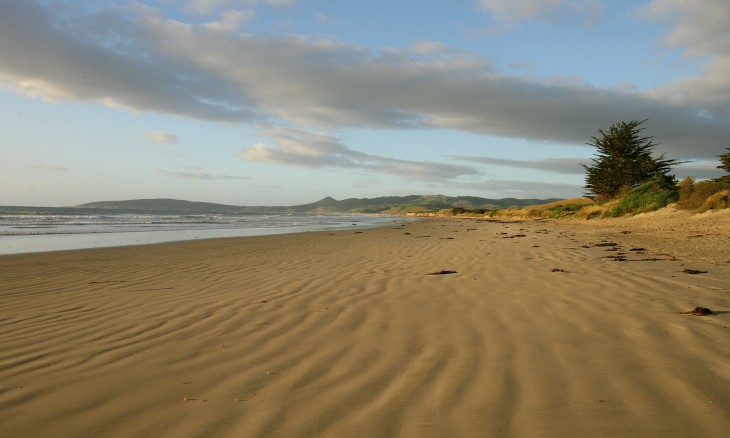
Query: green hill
xmin=75 ymin=195 xmax=562 ymax=214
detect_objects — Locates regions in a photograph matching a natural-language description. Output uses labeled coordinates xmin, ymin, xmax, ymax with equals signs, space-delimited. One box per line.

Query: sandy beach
xmin=1 ymin=215 xmax=729 ymax=437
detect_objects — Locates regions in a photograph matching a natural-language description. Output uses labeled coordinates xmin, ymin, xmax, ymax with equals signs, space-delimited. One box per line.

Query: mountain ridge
xmin=75 ymin=195 xmax=563 ymax=214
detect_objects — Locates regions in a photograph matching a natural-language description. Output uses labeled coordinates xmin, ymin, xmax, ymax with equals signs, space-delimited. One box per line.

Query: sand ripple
xmin=1 ymin=219 xmax=729 ymax=437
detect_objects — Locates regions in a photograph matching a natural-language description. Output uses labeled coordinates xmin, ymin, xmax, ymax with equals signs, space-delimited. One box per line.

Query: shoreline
xmin=0 ymin=215 xmax=410 ymax=256
xmin=1 ymin=217 xmax=728 ymax=437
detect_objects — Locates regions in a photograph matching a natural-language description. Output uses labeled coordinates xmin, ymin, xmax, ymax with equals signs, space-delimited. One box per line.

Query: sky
xmin=1 ymin=0 xmax=729 ymax=207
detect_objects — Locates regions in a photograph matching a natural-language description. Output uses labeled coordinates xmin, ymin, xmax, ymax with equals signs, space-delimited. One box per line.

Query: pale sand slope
xmin=1 ymin=218 xmax=728 ymax=437
xmin=548 ymin=206 xmax=730 ymax=266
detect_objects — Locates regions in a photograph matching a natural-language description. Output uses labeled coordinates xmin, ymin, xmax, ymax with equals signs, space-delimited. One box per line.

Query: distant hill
xmin=76 ymin=198 xmax=246 ymax=213
xmin=283 ymin=195 xmax=562 ymax=214
xmin=75 ymin=195 xmax=562 ymax=214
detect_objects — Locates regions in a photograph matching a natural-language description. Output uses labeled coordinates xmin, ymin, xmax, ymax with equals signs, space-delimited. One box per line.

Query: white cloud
xmin=241 ymin=127 xmax=480 ymax=181
xmin=478 ymin=0 xmax=564 ymax=21
xmin=264 ymin=0 xmax=297 ymax=6
xmin=637 ymin=0 xmax=730 ymax=56
xmin=638 ymin=0 xmax=730 ymax=122
xmin=453 ymin=153 xmax=728 ymax=181
xmin=455 ymin=179 xmax=582 ymax=199
xmin=158 ymin=167 xmax=251 ymax=179
xmin=143 ymin=131 xmax=179 ymax=144
xmin=0 ymin=0 xmax=728 ymax=165
xmin=477 ymin=0 xmax=603 ymax=23
xmin=449 ymin=156 xmax=586 ymax=174
xmin=674 ymin=160 xmax=726 ymax=180
xmin=33 ymin=164 xmax=69 ymax=172
xmin=201 ymin=9 xmax=254 ymax=32
xmin=411 ymin=39 xmax=448 ymax=55
xmin=183 ymin=0 xmax=256 ymax=16
xmin=313 ymin=13 xmax=349 ymax=26
xmin=181 ymin=0 xmax=292 ymax=16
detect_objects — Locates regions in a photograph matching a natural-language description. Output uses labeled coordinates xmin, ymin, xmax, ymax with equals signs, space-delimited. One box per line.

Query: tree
xmin=582 ymin=120 xmax=680 ymax=200
xmin=717 ymin=147 xmax=730 ymax=180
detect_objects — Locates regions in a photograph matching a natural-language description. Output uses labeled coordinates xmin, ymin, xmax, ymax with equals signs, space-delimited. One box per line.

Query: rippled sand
xmin=1 ymin=218 xmax=729 ymax=437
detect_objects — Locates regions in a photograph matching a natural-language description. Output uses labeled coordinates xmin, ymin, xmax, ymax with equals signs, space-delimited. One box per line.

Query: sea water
xmin=0 ymin=206 xmax=407 ymax=255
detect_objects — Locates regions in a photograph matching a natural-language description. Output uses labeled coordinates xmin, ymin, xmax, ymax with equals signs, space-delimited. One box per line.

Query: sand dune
xmin=1 ymin=218 xmax=729 ymax=437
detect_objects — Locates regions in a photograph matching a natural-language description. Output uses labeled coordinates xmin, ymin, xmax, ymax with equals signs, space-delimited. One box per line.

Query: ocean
xmin=0 ymin=206 xmax=407 ymax=255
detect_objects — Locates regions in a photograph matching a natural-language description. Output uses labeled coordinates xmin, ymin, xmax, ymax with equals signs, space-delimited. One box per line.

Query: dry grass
xmin=490 ymin=198 xmax=594 ymax=219
xmin=491 ymin=208 xmax=543 ymax=219
xmin=572 ymin=204 xmax=607 ymax=219
xmin=485 ymin=177 xmax=729 ymax=220
xmin=677 ymin=178 xmax=730 ymax=211
xmin=700 ymin=189 xmax=730 ymax=211
xmin=522 ymin=197 xmax=593 ymax=211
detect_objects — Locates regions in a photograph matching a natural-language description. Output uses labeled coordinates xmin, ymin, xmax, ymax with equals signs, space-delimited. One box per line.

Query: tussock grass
xmin=522 ymin=198 xmax=593 ymax=211
xmin=489 ymin=198 xmax=594 ymax=219
xmin=471 ymin=176 xmax=729 ymax=221
xmin=677 ymin=177 xmax=730 ymax=211
xmin=701 ymin=189 xmax=730 ymax=211
xmin=572 ymin=204 xmax=608 ymax=219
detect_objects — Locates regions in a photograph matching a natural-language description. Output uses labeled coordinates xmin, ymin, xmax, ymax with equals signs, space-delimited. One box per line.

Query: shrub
xmin=573 ymin=205 xmax=605 ymax=220
xmin=605 ymin=176 xmax=678 ymax=217
xmin=677 ymin=179 xmax=730 ymax=211
xmin=700 ymin=189 xmax=730 ymax=211
xmin=545 ymin=203 xmax=587 ymax=218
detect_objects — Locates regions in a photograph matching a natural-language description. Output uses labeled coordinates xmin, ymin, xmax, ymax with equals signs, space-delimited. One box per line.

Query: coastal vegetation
xmin=677 ymin=177 xmax=730 ymax=211
xmin=582 ymin=120 xmax=680 ymax=201
xmin=453 ymin=123 xmax=730 ymax=220
xmin=717 ymin=147 xmax=730 ymax=177
xmin=77 ymin=134 xmax=730 ymax=220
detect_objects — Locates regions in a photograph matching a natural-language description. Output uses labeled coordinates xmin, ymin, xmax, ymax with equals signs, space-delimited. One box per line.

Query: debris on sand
xmin=683 ymin=269 xmax=708 ymax=275
xmin=679 ymin=307 xmax=713 ymax=316
xmin=428 ymin=270 xmax=458 ymax=275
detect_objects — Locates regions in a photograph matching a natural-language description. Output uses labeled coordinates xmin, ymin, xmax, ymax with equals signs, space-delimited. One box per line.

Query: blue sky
xmin=1 ymin=0 xmax=729 ymax=206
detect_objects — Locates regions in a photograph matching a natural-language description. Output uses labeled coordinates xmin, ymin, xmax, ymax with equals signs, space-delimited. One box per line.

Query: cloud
xmin=636 ymin=0 xmax=730 ymax=56
xmin=454 ymin=154 xmax=728 ymax=180
xmin=143 ymin=131 xmax=179 ymax=144
xmin=264 ymin=0 xmax=297 ymax=6
xmin=33 ymin=164 xmax=69 ymax=172
xmin=249 ymin=183 xmax=283 ymax=189
xmin=313 ymin=13 xmax=349 ymax=26
xmin=160 ymin=146 xmax=180 ymax=155
xmin=158 ymin=167 xmax=251 ymax=179
xmin=201 ymin=9 xmax=254 ymax=32
xmin=183 ymin=0 xmax=256 ymax=16
xmin=638 ymin=0 xmax=730 ymax=124
xmin=411 ymin=39 xmax=448 ymax=55
xmin=240 ymin=127 xmax=480 ymax=181
xmin=449 ymin=156 xmax=586 ymax=174
xmin=181 ymin=0 xmax=292 ymax=16
xmin=478 ymin=0 xmax=564 ymax=21
xmin=477 ymin=0 xmax=604 ymax=23
xmin=0 ymin=0 xmax=728 ymax=164
xmin=455 ymin=179 xmax=583 ymax=199
xmin=673 ymin=160 xmax=726 ymax=180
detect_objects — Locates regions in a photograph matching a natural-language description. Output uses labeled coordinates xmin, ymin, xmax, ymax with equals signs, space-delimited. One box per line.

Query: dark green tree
xmin=582 ymin=120 xmax=680 ymax=200
xmin=717 ymin=147 xmax=730 ymax=180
